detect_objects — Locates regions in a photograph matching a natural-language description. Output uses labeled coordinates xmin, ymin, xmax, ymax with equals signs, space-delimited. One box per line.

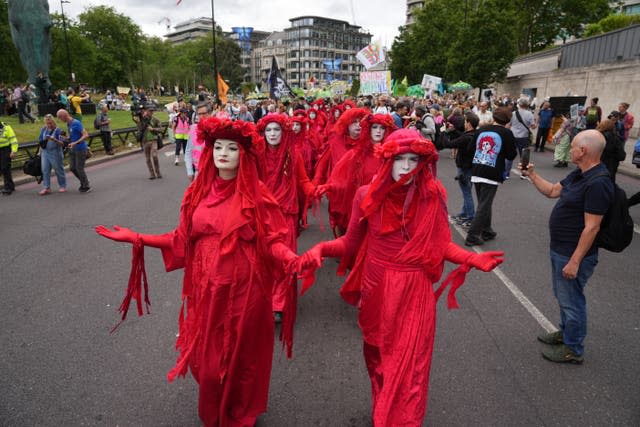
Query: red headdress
xmin=357 ymin=113 xmax=397 ymax=148
xmin=332 ymin=107 xmax=369 ymax=136
xmin=342 ymin=99 xmax=356 ymax=109
xmin=361 ymin=128 xmax=448 ymax=278
xmin=311 ymin=99 xmax=325 ymax=108
xmin=256 ymin=113 xmax=291 ymax=134
xmin=292 ymin=109 xmax=307 ymax=118
xmin=290 ymin=109 xmax=308 ymax=125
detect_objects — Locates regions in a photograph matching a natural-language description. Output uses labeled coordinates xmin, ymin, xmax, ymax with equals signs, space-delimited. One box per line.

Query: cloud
xmin=49 ymin=0 xmax=405 ymax=47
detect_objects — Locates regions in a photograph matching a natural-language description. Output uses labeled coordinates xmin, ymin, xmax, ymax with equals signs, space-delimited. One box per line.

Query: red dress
xmin=262 ymin=143 xmax=315 ymax=312
xmin=160 ymin=177 xmax=293 ymax=427
xmin=313 ymin=132 xmax=359 ymax=186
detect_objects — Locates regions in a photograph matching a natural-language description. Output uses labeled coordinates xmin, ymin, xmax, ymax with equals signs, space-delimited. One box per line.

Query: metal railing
xmin=14 ymin=122 xmax=170 ymax=168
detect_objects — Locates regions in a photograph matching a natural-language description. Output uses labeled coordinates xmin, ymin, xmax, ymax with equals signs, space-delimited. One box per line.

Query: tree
xmin=49 ymin=14 xmax=97 ymax=89
xmin=77 ymin=6 xmax=142 ymax=89
xmin=583 ymin=13 xmax=640 ymax=37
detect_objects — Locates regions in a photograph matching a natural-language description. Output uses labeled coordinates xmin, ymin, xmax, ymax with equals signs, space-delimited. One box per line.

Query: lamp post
xmin=210 ymin=0 xmax=220 ymax=104
xmin=60 ymin=0 xmax=73 ymax=84
xmin=137 ymin=59 xmax=144 ymax=89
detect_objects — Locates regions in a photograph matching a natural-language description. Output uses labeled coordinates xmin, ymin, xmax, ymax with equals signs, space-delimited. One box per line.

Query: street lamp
xmin=210 ymin=0 xmax=220 ymax=104
xmin=137 ymin=59 xmax=144 ymax=89
xmin=60 ymin=0 xmax=73 ymax=84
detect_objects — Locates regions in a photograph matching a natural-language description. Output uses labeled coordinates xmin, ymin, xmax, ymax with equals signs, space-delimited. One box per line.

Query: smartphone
xmin=521 ymin=147 xmax=531 ymax=171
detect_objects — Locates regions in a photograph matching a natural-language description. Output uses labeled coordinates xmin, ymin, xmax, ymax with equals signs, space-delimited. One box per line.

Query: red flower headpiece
xmin=292 ymin=109 xmax=307 ymax=118
xmin=374 ymin=128 xmax=438 ymax=163
xmin=342 ymin=99 xmax=356 ymax=109
xmin=256 ymin=113 xmax=291 ymax=134
xmin=311 ymin=99 xmax=325 ymax=107
xmin=197 ymin=116 xmax=262 ymax=154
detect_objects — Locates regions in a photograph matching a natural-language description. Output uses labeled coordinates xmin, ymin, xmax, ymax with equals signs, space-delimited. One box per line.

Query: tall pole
xmin=210 ymin=0 xmax=220 ymax=104
xmin=60 ymin=0 xmax=73 ymax=84
xmin=298 ymin=24 xmax=302 ymax=89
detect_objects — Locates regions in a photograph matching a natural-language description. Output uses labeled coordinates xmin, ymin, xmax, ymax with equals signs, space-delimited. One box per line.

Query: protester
xmin=521 ymin=130 xmax=613 ymax=364
xmin=297 ymin=128 xmax=503 ymax=426
xmin=465 ymin=107 xmax=517 ymax=246
xmin=476 ymin=101 xmax=493 ymax=127
xmin=535 ymin=101 xmax=554 ymax=152
xmin=56 ymin=109 xmax=91 ymax=192
xmin=506 ymin=98 xmax=536 ymax=180
xmin=184 ymin=103 xmax=211 ymax=182
xmin=391 ymin=100 xmax=410 ymax=128
xmin=256 ymin=114 xmax=316 ymax=322
xmin=551 ymin=114 xmax=574 ymax=168
xmin=38 ymin=114 xmax=66 ymax=195
xmin=583 ymin=97 xmax=602 ymax=130
xmin=236 ymin=104 xmax=254 ymax=122
xmin=95 ymin=117 xmax=299 ymax=427
xmin=442 ymin=112 xmax=479 ymax=227
xmin=597 ymin=118 xmax=625 ymax=182
xmin=68 ymin=88 xmax=90 ymax=121
xmin=18 ymin=84 xmax=36 ymax=124
xmin=96 ymin=105 xmax=113 ymax=155
xmin=0 ymin=121 xmax=18 ymax=195
xmin=173 ymin=108 xmax=191 ymax=166
xmin=318 ymin=113 xmax=397 ymax=237
xmin=617 ymin=102 xmax=634 ymax=144
xmin=134 ymin=105 xmax=162 ymax=180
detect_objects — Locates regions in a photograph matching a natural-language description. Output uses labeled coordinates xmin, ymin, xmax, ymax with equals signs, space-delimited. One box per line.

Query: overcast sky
xmin=49 ymin=0 xmax=406 ymax=48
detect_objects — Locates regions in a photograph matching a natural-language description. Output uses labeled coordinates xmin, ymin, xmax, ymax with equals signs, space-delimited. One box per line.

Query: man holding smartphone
xmin=521 ymin=130 xmax=613 ymax=364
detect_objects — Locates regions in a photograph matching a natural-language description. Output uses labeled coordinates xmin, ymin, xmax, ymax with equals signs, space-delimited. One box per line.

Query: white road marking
xmin=448 ymin=218 xmax=557 ymax=332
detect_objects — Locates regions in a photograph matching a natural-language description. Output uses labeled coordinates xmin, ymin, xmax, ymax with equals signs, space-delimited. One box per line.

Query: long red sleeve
xmin=444 ymin=241 xmax=473 ymax=265
xmin=319 ymin=186 xmax=369 ymax=258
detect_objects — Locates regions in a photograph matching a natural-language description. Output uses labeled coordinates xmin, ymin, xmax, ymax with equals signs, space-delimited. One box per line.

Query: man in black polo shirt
xmin=522 ymin=130 xmax=613 ymax=364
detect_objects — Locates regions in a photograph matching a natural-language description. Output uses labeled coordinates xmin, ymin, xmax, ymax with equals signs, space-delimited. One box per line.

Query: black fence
xmin=14 ymin=122 xmax=170 ymax=170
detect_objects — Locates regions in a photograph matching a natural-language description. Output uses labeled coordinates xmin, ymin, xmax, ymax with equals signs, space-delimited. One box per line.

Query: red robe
xmin=313 ymin=132 xmax=359 ymax=186
xmin=325 ymin=143 xmax=382 ymax=233
xmin=262 ymin=143 xmax=315 ymax=311
xmin=303 ymin=179 xmax=472 ymax=426
xmin=160 ymin=177 xmax=293 ymax=427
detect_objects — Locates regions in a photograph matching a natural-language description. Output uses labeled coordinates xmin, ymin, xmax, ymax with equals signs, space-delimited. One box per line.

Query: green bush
xmin=584 ymin=14 xmax=640 ymax=37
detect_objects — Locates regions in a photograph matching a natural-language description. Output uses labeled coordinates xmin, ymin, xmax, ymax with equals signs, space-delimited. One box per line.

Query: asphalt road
xmin=1 ymin=147 xmax=639 ymax=427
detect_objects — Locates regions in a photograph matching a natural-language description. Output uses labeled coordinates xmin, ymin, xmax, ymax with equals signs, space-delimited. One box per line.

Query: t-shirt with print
xmin=470 ymin=125 xmax=517 ymax=183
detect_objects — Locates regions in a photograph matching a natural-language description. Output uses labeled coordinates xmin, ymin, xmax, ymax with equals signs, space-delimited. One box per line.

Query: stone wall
xmin=495 ymin=59 xmax=640 ymax=138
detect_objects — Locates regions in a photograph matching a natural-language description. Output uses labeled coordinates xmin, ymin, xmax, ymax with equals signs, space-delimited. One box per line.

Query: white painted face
xmin=334 ymin=109 xmax=341 ymax=119
xmin=392 ymin=153 xmax=420 ymax=183
xmin=309 ymin=111 xmax=317 ymax=119
xmin=213 ymin=139 xmax=240 ymax=172
xmin=348 ymin=121 xmax=361 ymax=139
xmin=264 ymin=122 xmax=282 ymax=146
xmin=292 ymin=122 xmax=302 ymax=133
xmin=370 ymin=123 xmax=385 ymax=143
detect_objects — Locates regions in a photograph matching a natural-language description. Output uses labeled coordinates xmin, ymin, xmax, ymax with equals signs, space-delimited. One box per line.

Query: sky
xmin=49 ymin=0 xmax=407 ymax=49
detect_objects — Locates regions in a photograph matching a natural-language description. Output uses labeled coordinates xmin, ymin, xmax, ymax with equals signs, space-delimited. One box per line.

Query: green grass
xmin=2 ymin=109 xmax=170 ymax=144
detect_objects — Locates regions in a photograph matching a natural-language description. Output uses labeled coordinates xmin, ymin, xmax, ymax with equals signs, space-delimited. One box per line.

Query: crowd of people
xmin=88 ymin=89 xmax=638 ymax=426
xmin=1 ymin=82 xmax=638 ymax=425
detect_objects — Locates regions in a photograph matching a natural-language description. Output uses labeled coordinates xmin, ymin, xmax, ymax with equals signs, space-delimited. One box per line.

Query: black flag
xmin=268 ymin=56 xmax=293 ymax=100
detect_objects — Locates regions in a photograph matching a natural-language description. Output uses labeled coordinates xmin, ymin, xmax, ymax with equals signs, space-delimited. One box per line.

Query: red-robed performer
xmin=291 ymin=109 xmax=316 ymax=179
xmin=317 ymin=113 xmax=397 ymax=237
xmin=256 ymin=114 xmax=316 ymax=321
xmin=307 ymin=108 xmax=328 ymax=154
xmin=298 ymin=129 xmax=504 ymax=426
xmin=313 ymin=107 xmax=369 ymax=187
xmin=95 ymin=117 xmax=298 ymax=427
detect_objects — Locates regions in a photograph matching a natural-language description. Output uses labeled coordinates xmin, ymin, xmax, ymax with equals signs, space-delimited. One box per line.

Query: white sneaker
xmin=174 ymin=157 xmax=179 ymax=166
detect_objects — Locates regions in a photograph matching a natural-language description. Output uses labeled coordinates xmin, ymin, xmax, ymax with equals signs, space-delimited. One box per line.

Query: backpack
xmin=588 ymin=172 xmax=634 ymax=252
xmin=422 ymin=113 xmax=445 ymax=149
xmin=585 ymin=107 xmax=599 ymax=125
xmin=632 ymin=140 xmax=640 ymax=167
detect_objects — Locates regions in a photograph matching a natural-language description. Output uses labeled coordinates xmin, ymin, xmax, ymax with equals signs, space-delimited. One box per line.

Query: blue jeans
xmin=41 ymin=148 xmax=66 ymax=189
xmin=550 ymin=249 xmax=598 ymax=356
xmin=456 ymin=167 xmax=474 ymax=219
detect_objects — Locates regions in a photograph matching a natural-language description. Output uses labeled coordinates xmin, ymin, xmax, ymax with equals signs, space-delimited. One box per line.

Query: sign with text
xmin=421 ymin=74 xmax=442 ymax=91
xmin=356 ymin=43 xmax=385 ymax=70
xmin=359 ymin=71 xmax=391 ymax=95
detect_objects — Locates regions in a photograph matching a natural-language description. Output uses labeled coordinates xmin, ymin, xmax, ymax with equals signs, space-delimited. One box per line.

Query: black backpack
xmin=589 ymin=172 xmax=634 ymax=252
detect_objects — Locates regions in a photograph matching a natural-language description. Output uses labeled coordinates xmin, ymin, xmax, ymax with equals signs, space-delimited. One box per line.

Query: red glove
xmin=314 ymin=184 xmax=330 ymax=199
xmin=95 ymin=225 xmax=138 ymax=244
xmin=297 ymin=243 xmax=324 ymax=272
xmin=468 ymin=251 xmax=504 ymax=272
xmin=95 ymin=225 xmax=171 ymax=249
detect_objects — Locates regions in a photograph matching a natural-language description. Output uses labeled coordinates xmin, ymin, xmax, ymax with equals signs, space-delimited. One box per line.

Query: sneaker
xmin=460 ymin=220 xmax=473 ymax=229
xmin=156 ymin=174 xmax=162 ymax=179
xmin=541 ymin=344 xmax=583 ymax=364
xmin=1 ymin=188 xmax=13 ymax=195
xmin=464 ymin=236 xmax=484 ymax=247
xmin=149 ymin=175 xmax=156 ymax=180
xmin=79 ymin=187 xmax=92 ymax=193
xmin=39 ymin=188 xmax=52 ymax=196
xmin=174 ymin=157 xmax=179 ymax=166
xmin=537 ymin=330 xmax=563 ymax=345
xmin=58 ymin=188 xmax=67 ymax=193
xmin=481 ymin=231 xmax=497 ymax=241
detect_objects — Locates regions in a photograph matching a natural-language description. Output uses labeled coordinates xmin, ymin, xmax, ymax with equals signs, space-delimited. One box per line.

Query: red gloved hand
xmin=298 ymin=243 xmax=324 ymax=272
xmin=468 ymin=251 xmax=504 ymax=272
xmin=314 ymin=184 xmax=330 ymax=199
xmin=95 ymin=225 xmax=138 ymax=244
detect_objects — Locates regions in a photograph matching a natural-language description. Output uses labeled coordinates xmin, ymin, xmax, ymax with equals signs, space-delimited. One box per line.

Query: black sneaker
xmin=273 ymin=311 xmax=283 ymax=324
xmin=481 ymin=231 xmax=497 ymax=241
xmin=1 ymin=188 xmax=13 ymax=195
xmin=464 ymin=236 xmax=484 ymax=247
xmin=542 ymin=344 xmax=583 ymax=364
xmin=79 ymin=187 xmax=92 ymax=193
xmin=537 ymin=330 xmax=563 ymax=345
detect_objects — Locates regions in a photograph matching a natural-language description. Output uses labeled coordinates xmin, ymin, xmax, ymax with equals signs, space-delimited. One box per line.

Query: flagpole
xmin=210 ymin=0 xmax=220 ymax=105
